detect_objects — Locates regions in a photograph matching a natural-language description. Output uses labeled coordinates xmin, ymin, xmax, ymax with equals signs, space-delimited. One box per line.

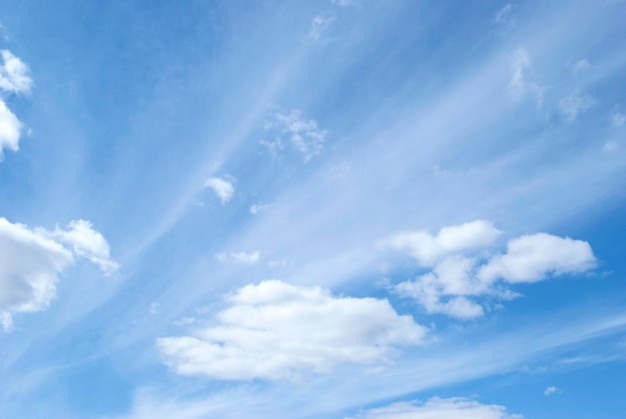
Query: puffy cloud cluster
xmin=262 ymin=110 xmax=327 ymax=161
xmin=0 ymin=217 xmax=117 ymax=331
xmin=385 ymin=220 xmax=595 ymax=319
xmin=158 ymin=280 xmax=427 ymax=381
xmin=0 ymin=49 xmax=32 ymax=158
xmin=358 ymin=397 xmax=522 ymax=419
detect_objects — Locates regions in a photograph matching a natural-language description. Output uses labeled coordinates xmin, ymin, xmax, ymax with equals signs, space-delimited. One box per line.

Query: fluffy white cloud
xmin=264 ymin=110 xmax=327 ymax=161
xmin=44 ymin=219 xmax=119 ymax=276
xmin=389 ymin=222 xmax=595 ymax=319
xmin=158 ymin=280 xmax=427 ymax=380
xmin=478 ymin=233 xmax=595 ymax=283
xmin=0 ymin=217 xmax=117 ymax=331
xmin=544 ymin=386 xmax=558 ymax=396
xmin=204 ymin=176 xmax=235 ymax=204
xmin=0 ymin=218 xmax=73 ymax=315
xmin=0 ymin=50 xmax=32 ymax=95
xmin=0 ymin=50 xmax=32 ymax=158
xmin=0 ymin=99 xmax=22 ymax=156
xmin=215 ymin=250 xmax=260 ymax=265
xmin=383 ymin=220 xmax=501 ymax=267
xmin=558 ymin=92 xmax=595 ymax=122
xmin=358 ymin=397 xmax=522 ymax=419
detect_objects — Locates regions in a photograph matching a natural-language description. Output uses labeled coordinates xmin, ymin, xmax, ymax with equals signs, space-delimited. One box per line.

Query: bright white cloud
xmin=359 ymin=397 xmax=522 ymax=419
xmin=0 ymin=217 xmax=74 ymax=315
xmin=0 ymin=99 xmax=23 ymax=157
xmin=383 ymin=220 xmax=501 ymax=267
xmin=0 ymin=217 xmax=116 ymax=331
xmin=478 ymin=233 xmax=595 ymax=283
xmin=204 ymin=176 xmax=235 ymax=204
xmin=265 ymin=110 xmax=327 ymax=161
xmin=0 ymin=49 xmax=32 ymax=95
xmin=389 ymin=222 xmax=595 ymax=319
xmin=558 ymin=92 xmax=595 ymax=122
xmin=44 ymin=219 xmax=119 ymax=276
xmin=158 ymin=280 xmax=427 ymax=380
xmin=215 ymin=250 xmax=260 ymax=265
xmin=544 ymin=386 xmax=558 ymax=396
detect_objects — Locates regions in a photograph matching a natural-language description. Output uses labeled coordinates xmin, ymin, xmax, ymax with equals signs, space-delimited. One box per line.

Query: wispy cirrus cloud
xmin=356 ymin=397 xmax=522 ymax=419
xmin=262 ymin=110 xmax=327 ymax=161
xmin=215 ymin=250 xmax=260 ymax=265
xmin=558 ymin=92 xmax=595 ymax=122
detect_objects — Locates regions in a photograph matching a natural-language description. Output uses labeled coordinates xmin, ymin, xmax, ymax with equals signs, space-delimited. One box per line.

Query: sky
xmin=0 ymin=0 xmax=625 ymax=418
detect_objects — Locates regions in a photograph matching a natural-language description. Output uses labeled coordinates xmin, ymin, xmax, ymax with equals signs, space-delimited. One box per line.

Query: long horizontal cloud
xmin=158 ymin=280 xmax=427 ymax=380
xmin=357 ymin=397 xmax=522 ymax=419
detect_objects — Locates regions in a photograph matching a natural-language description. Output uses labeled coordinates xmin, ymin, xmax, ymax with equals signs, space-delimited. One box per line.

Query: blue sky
xmin=0 ymin=0 xmax=625 ymax=418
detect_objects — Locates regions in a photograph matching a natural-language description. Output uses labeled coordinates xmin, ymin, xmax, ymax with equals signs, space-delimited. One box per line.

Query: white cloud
xmin=204 ymin=176 xmax=235 ymax=204
xmin=389 ymin=222 xmax=595 ymax=319
xmin=265 ymin=110 xmax=327 ymax=161
xmin=0 ymin=217 xmax=117 ymax=330
xmin=612 ymin=111 xmax=625 ymax=128
xmin=508 ymin=48 xmax=543 ymax=106
xmin=215 ymin=250 xmax=260 ymax=265
xmin=478 ymin=233 xmax=595 ymax=283
xmin=493 ymin=4 xmax=515 ymax=28
xmin=0 ymin=217 xmax=74 ymax=315
xmin=1 ymin=311 xmax=13 ymax=332
xmin=573 ymin=59 xmax=591 ymax=74
xmin=603 ymin=141 xmax=619 ymax=153
xmin=558 ymin=92 xmax=595 ymax=122
xmin=333 ymin=0 xmax=356 ymax=6
xmin=158 ymin=280 xmax=427 ymax=380
xmin=0 ymin=99 xmax=23 ymax=157
xmin=309 ymin=15 xmax=335 ymax=40
xmin=43 ymin=219 xmax=119 ymax=276
xmin=0 ymin=50 xmax=33 ymax=95
xmin=359 ymin=397 xmax=522 ymax=419
xmin=382 ymin=220 xmax=501 ymax=267
xmin=544 ymin=386 xmax=558 ymax=396
xmin=249 ymin=203 xmax=270 ymax=215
